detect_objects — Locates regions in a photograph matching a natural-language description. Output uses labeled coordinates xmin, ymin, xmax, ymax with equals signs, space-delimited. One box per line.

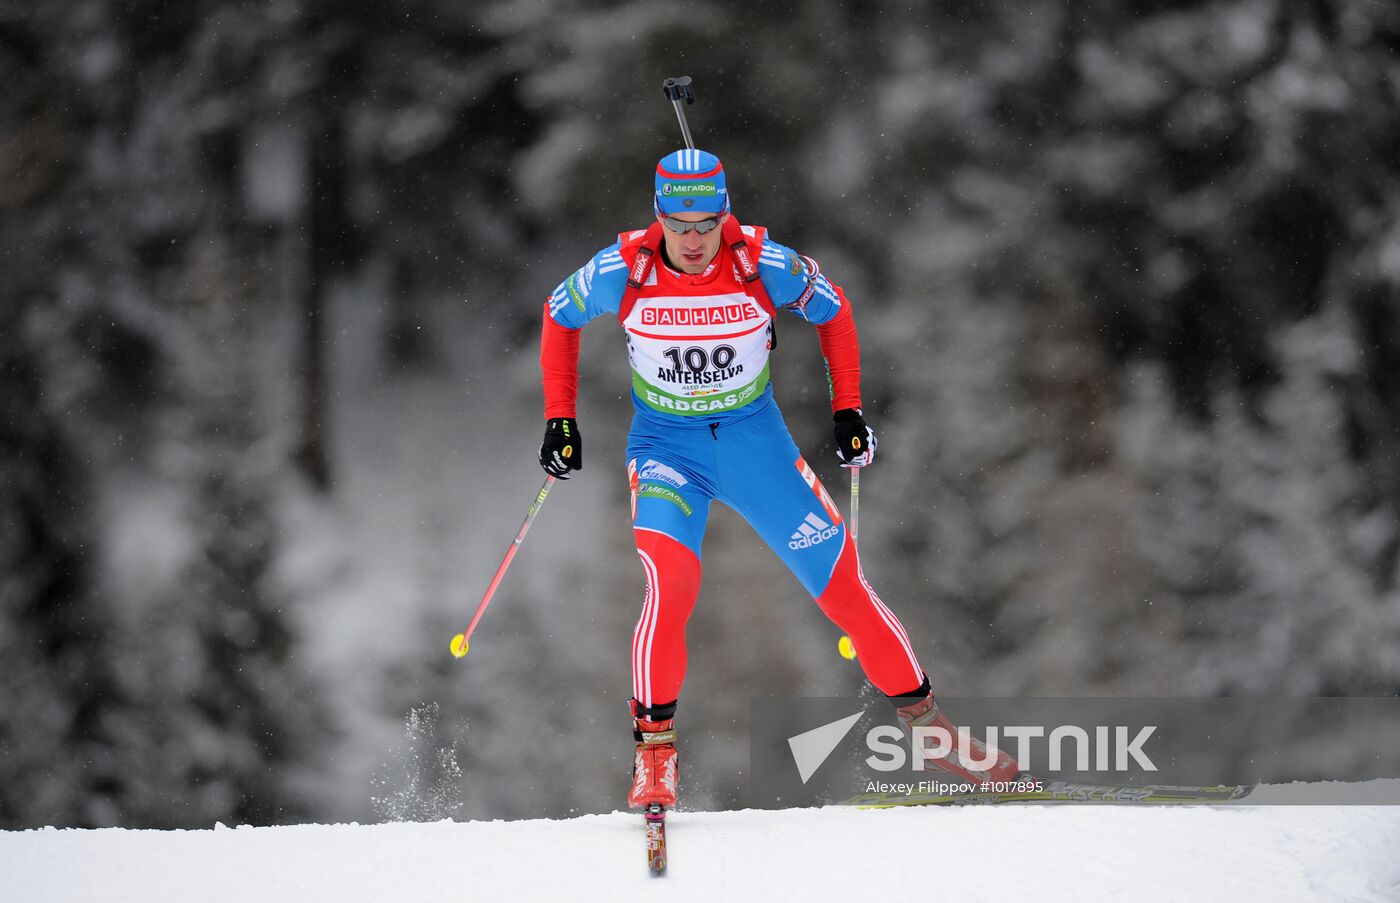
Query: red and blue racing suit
xmin=541 ymin=220 xmax=925 ymax=711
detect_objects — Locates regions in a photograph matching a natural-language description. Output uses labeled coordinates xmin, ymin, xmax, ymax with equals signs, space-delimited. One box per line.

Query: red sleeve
xmin=540 ymin=303 xmax=582 ymax=419
xmin=815 ymin=290 xmax=863 ymax=412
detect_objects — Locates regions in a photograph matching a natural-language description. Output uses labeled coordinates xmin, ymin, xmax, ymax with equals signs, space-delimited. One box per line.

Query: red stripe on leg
xmin=632 ymin=530 xmax=702 ymax=709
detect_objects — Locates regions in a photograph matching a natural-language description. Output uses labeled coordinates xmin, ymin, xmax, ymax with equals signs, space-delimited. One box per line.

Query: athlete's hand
xmin=834 ymin=408 xmax=876 ymax=467
xmin=540 ymin=417 xmax=582 ymax=479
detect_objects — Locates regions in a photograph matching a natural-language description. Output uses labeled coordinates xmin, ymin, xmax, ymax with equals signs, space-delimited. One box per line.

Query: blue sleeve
xmin=756 ymin=237 xmax=844 ymax=325
xmin=547 ymin=242 xmax=627 ymax=328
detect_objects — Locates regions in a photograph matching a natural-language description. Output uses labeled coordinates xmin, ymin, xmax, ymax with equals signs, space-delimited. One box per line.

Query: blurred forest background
xmin=3 ymin=0 xmax=1399 ymax=829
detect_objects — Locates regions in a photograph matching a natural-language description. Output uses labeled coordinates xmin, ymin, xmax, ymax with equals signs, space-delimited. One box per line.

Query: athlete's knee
xmin=813 ymin=532 xmax=879 ymax=623
xmin=813 ymin=530 xmax=857 ymax=594
xmin=634 ymin=528 xmax=703 ymax=616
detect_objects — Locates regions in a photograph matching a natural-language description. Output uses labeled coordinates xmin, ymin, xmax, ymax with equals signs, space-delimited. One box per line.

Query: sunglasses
xmin=660 ymin=215 xmax=723 ymax=235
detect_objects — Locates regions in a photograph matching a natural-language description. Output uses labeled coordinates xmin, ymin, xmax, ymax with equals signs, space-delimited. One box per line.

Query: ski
xmin=845 ymin=780 xmax=1256 ymax=808
xmin=644 ymin=803 xmax=667 ymax=875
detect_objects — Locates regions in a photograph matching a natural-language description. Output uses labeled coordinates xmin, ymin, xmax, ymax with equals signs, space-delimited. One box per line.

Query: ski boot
xmin=627 ymin=699 xmax=679 ymax=810
xmin=893 ymin=675 xmax=1022 ymax=785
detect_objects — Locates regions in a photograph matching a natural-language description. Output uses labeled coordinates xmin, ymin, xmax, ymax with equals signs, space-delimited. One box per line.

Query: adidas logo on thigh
xmin=788 ymin=512 xmax=840 ymax=550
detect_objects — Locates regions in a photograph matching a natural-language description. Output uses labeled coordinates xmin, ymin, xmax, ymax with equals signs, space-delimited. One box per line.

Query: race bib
xmin=623 ymin=292 xmax=772 ymax=416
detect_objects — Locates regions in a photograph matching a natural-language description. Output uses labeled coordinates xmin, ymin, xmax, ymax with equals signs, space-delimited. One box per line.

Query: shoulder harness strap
xmin=617 ymin=222 xmax=666 ymax=325
xmin=723 ymin=216 xmax=778 ymax=350
xmin=721 ymin=216 xmax=775 ymax=318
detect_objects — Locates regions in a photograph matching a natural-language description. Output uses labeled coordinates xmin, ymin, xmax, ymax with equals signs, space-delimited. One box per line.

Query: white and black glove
xmin=539 ymin=417 xmax=582 ymax=479
xmin=833 ymin=408 xmax=876 ymax=467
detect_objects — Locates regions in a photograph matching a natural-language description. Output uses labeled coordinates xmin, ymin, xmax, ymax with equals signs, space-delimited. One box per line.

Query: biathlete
xmin=538 ymin=148 xmax=1019 ymax=809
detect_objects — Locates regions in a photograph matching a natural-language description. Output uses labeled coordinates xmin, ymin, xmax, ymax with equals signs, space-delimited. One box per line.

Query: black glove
xmin=539 ymin=417 xmax=582 ymax=479
xmin=833 ymin=408 xmax=876 ymax=467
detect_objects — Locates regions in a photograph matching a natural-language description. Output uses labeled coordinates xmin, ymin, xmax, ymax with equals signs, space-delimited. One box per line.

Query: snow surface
xmin=5 ymin=803 xmax=1399 ymax=902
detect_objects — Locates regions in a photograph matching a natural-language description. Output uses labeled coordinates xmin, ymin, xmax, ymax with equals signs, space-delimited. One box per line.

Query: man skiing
xmin=538 ymin=149 xmax=1019 ymax=811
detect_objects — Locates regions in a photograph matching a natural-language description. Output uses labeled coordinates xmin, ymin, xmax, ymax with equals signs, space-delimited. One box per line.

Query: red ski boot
xmin=894 ymin=677 xmax=1022 ymax=785
xmin=627 ymin=700 xmax=679 ymax=810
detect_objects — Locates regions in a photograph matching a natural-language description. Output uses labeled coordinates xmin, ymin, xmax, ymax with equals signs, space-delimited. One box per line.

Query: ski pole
xmin=838 ymin=467 xmax=860 ymax=661
xmin=849 ymin=466 xmax=860 ymax=544
xmin=661 ymin=76 xmax=696 ymax=150
xmin=449 ymin=475 xmax=557 ymax=658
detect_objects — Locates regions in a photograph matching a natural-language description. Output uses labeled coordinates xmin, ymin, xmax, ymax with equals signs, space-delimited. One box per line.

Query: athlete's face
xmin=658 ymin=211 xmax=728 ymax=275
